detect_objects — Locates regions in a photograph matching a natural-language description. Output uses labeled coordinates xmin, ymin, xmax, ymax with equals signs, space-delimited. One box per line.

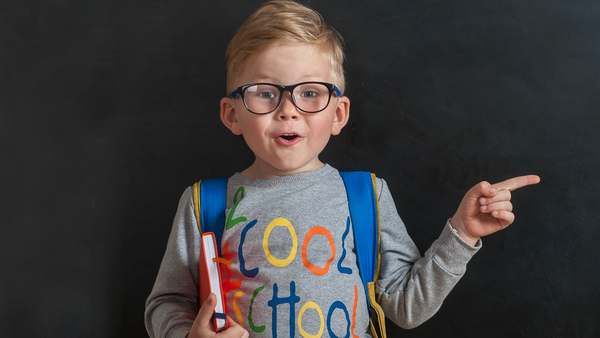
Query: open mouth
xmin=280 ymin=133 xmax=299 ymax=141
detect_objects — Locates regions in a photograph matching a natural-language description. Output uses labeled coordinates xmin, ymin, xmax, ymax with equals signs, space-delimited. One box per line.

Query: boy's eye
xmin=246 ymin=85 xmax=278 ymax=100
xmin=295 ymin=83 xmax=329 ymax=100
xmin=258 ymin=91 xmax=276 ymax=99
xmin=299 ymin=90 xmax=319 ymax=98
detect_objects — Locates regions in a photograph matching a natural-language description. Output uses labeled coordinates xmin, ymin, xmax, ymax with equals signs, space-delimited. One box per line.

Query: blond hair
xmin=225 ymin=0 xmax=346 ymax=94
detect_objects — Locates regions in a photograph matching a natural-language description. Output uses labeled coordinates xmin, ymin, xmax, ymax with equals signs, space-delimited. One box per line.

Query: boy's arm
xmin=374 ymin=176 xmax=539 ymax=329
xmin=450 ymin=175 xmax=541 ymax=246
xmin=145 ymin=188 xmax=201 ymax=338
xmin=374 ymin=178 xmax=480 ymax=329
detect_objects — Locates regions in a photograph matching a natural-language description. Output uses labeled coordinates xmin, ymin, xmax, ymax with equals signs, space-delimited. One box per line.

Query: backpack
xmin=192 ymin=171 xmax=387 ymax=338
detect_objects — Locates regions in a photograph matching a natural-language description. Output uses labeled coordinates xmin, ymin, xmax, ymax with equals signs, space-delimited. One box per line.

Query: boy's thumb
xmin=189 ymin=293 xmax=217 ymax=337
xmin=477 ymin=181 xmax=497 ymax=197
xmin=196 ymin=293 xmax=217 ymax=327
xmin=463 ymin=181 xmax=495 ymax=201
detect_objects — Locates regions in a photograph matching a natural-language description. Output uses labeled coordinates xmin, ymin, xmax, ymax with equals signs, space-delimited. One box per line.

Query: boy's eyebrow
xmin=246 ymin=74 xmax=330 ymax=85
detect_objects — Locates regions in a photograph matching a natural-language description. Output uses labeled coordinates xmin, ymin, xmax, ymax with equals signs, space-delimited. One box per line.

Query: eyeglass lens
xmin=244 ymin=83 xmax=332 ymax=114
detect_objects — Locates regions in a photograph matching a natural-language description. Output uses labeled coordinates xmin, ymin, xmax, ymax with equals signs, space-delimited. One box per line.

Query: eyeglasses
xmin=229 ymin=82 xmax=342 ymax=115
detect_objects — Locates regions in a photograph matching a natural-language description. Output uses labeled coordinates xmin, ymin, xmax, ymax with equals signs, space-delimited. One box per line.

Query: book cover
xmin=199 ymin=232 xmax=228 ymax=332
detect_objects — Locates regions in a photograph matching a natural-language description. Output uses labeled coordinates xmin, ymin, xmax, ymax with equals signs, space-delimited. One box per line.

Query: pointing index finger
xmin=493 ymin=175 xmax=540 ymax=192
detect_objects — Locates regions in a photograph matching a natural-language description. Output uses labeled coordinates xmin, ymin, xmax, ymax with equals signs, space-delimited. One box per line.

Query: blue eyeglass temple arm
xmin=229 ymin=85 xmax=341 ymax=99
xmin=333 ymin=86 xmax=342 ymax=97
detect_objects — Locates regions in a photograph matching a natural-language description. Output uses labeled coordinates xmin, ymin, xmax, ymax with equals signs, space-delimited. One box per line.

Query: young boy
xmin=145 ymin=1 xmax=540 ymax=337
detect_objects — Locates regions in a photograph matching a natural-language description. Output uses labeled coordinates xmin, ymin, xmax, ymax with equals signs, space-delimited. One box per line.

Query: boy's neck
xmin=241 ymin=159 xmax=326 ymax=180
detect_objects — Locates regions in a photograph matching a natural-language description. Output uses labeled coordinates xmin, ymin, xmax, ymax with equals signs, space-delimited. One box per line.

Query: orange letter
xmin=302 ymin=226 xmax=336 ymax=276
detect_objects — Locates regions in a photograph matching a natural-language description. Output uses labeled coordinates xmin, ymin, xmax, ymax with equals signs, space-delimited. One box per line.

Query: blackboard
xmin=1 ymin=0 xmax=599 ymax=337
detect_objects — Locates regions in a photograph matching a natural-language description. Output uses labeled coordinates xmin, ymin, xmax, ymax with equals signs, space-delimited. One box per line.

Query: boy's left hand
xmin=450 ymin=175 xmax=541 ymax=246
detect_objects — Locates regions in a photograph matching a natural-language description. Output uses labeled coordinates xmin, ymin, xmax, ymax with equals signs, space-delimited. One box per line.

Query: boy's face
xmin=220 ymin=43 xmax=350 ymax=179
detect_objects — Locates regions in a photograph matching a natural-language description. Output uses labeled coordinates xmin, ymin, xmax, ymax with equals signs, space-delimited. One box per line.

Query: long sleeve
xmin=374 ymin=178 xmax=481 ymax=329
xmin=145 ymin=187 xmax=200 ymax=338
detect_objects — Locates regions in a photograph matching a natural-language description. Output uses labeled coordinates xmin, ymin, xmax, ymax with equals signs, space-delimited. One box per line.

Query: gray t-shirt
xmin=145 ymin=165 xmax=480 ymax=338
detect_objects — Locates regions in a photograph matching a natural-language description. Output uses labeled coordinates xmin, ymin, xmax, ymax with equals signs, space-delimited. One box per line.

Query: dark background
xmin=2 ymin=0 xmax=599 ymax=337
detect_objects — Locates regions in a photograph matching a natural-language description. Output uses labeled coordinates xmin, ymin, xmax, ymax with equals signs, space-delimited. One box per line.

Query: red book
xmin=198 ymin=232 xmax=228 ymax=332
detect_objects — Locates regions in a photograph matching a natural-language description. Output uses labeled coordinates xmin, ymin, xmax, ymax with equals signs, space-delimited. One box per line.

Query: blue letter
xmin=327 ymin=301 xmax=350 ymax=338
xmin=337 ymin=217 xmax=352 ymax=275
xmin=239 ymin=219 xmax=259 ymax=277
xmin=267 ymin=281 xmax=300 ymax=338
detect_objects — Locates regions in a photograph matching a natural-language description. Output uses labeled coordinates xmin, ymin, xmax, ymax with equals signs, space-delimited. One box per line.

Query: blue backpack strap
xmin=340 ymin=171 xmax=386 ymax=338
xmin=192 ymin=177 xmax=229 ymax=252
xmin=339 ymin=172 xmax=378 ymax=306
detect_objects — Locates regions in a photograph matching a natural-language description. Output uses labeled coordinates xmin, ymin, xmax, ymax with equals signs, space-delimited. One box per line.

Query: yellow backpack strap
xmin=371 ymin=173 xmax=382 ymax=283
xmin=368 ymin=172 xmax=386 ymax=338
xmin=367 ymin=282 xmax=386 ymax=338
xmin=193 ymin=181 xmax=202 ymax=234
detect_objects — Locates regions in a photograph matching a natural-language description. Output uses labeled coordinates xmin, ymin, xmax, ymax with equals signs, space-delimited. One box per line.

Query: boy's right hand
xmin=450 ymin=175 xmax=540 ymax=246
xmin=188 ymin=293 xmax=249 ymax=338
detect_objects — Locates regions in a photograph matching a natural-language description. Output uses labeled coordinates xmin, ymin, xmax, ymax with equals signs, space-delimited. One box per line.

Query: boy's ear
xmin=331 ymin=96 xmax=350 ymax=136
xmin=220 ymin=97 xmax=242 ymax=135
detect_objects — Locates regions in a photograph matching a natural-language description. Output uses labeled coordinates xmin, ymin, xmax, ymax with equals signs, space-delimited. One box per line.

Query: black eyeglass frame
xmin=229 ymin=82 xmax=342 ymax=115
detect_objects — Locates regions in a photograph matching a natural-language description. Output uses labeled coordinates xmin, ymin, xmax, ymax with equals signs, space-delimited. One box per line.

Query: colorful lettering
xmin=263 ymin=217 xmax=298 ymax=267
xmin=302 ymin=226 xmax=336 ymax=276
xmin=327 ymin=301 xmax=350 ymax=338
xmin=226 ymin=187 xmax=247 ymax=230
xmin=239 ymin=219 xmax=259 ymax=277
xmin=233 ymin=291 xmax=244 ymax=328
xmin=267 ymin=281 xmax=300 ymax=338
xmin=337 ymin=217 xmax=352 ymax=275
xmin=351 ymin=285 xmax=359 ymax=338
xmin=249 ymin=286 xmax=266 ymax=333
xmin=298 ymin=301 xmax=325 ymax=338
xmin=219 ymin=241 xmax=242 ymax=295
xmin=225 ymin=212 xmax=362 ymax=336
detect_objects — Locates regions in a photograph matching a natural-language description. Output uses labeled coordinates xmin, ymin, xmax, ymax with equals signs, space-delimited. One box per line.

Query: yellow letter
xmin=263 ymin=217 xmax=297 ymax=267
xmin=298 ymin=301 xmax=324 ymax=338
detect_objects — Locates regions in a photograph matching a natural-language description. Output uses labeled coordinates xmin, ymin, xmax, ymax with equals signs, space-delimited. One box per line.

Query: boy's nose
xmin=276 ymin=93 xmax=299 ymax=120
